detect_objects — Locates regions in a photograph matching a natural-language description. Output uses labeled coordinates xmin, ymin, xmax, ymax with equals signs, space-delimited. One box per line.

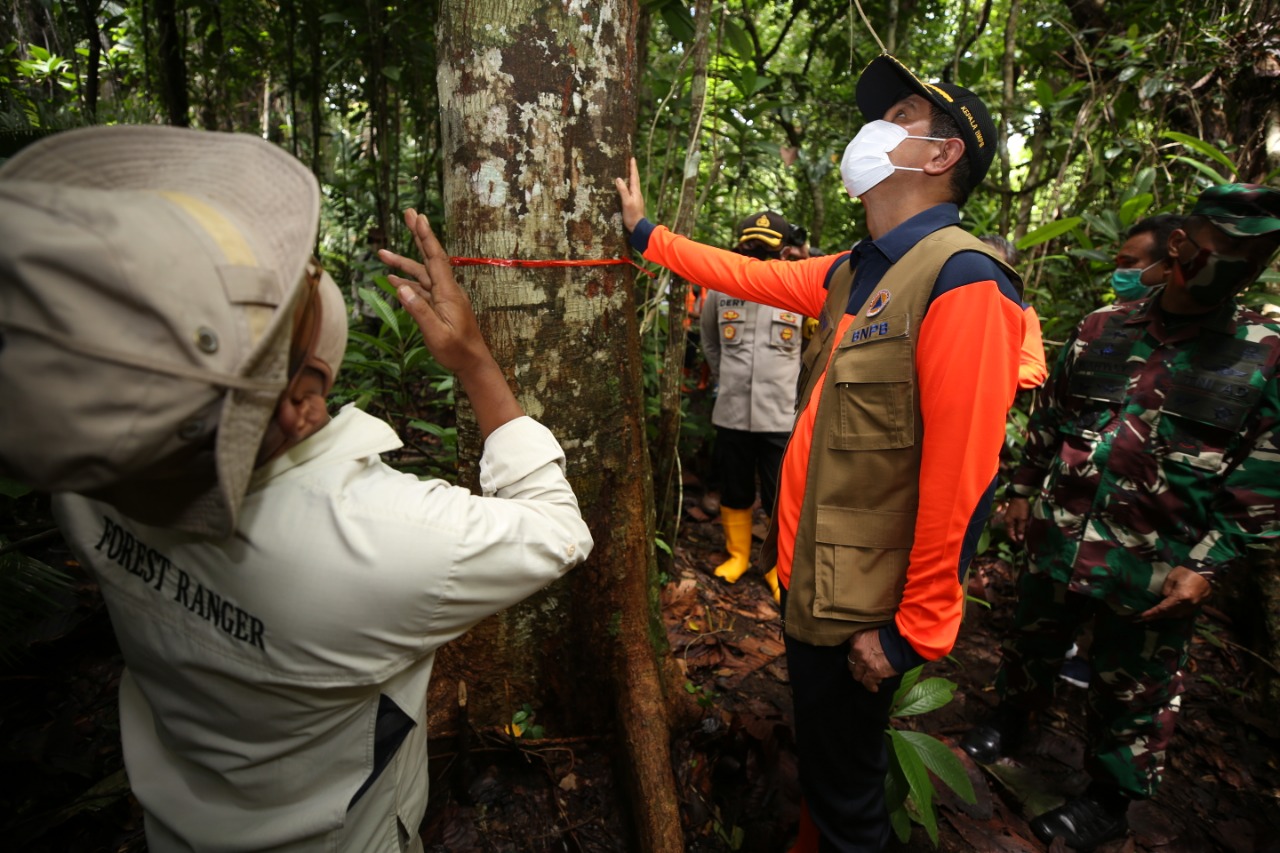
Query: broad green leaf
xmin=1015 ymin=217 xmax=1082 ymax=251
xmin=1118 ymin=193 xmax=1154 ymax=226
xmin=1161 ymin=131 xmax=1237 ymax=175
xmin=370 ymin=274 xmax=397 ymax=297
xmin=0 ymin=476 xmax=33 ymax=499
xmin=658 ymin=2 xmax=695 ymax=44
xmin=889 ymin=730 xmax=936 ymax=840
xmin=1170 ymin=155 xmax=1230 ymax=185
xmin=721 ymin=19 xmax=754 ymax=59
xmin=1059 ymin=81 xmax=1085 ymax=100
xmin=382 ymin=65 xmax=402 ymax=82
xmin=896 ymin=730 xmax=976 ymax=803
xmin=889 ymin=730 xmax=932 ymax=807
xmin=1032 ymin=79 xmax=1055 ymax=107
xmin=892 ymin=676 xmax=956 ymax=717
xmin=403 ymin=346 xmax=431 ymax=372
xmin=1195 ymin=625 xmax=1225 ymax=649
xmin=654 ymin=537 xmax=673 ymax=556
xmin=885 ymin=748 xmax=910 ymax=811
xmin=1134 ymin=167 xmax=1156 ymax=195
xmin=409 ymin=420 xmax=451 ymax=438
xmin=975 ymin=525 xmax=991 ymax=556
xmin=889 ymin=804 xmax=912 ymax=843
xmin=358 ymin=288 xmax=403 ymax=342
xmin=891 ymin=665 xmax=924 ymax=715
xmin=347 ymin=328 xmax=399 ymax=357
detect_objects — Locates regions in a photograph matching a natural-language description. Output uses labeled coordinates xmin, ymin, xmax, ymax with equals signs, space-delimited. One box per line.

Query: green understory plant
xmin=884 ymin=666 xmax=977 ymax=845
xmin=335 ymin=275 xmax=458 ymax=479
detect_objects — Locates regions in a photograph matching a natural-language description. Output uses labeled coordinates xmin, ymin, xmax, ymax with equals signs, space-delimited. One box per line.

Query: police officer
xmin=963 ymin=184 xmax=1280 ymax=851
xmin=701 ymin=212 xmax=805 ymax=600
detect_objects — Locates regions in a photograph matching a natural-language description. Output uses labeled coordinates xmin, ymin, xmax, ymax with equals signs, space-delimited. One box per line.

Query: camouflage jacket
xmin=1010 ymin=290 xmax=1280 ymax=612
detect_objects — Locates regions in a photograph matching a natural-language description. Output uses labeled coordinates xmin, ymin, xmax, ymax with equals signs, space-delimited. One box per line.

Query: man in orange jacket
xmin=618 ymin=54 xmax=1024 ymax=851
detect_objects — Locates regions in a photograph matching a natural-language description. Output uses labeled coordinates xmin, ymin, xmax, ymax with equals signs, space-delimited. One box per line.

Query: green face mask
xmin=1110 ymin=268 xmax=1149 ymax=300
xmin=1110 ymin=258 xmax=1160 ymax=301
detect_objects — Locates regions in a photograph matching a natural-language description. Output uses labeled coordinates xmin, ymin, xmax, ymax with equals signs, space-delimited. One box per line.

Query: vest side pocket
xmin=811 ymin=505 xmax=912 ymax=622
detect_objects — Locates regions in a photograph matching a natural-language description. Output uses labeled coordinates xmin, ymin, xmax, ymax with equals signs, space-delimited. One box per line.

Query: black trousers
xmin=714 ymin=426 xmax=788 ymax=517
xmin=783 ymin=592 xmax=903 ymax=852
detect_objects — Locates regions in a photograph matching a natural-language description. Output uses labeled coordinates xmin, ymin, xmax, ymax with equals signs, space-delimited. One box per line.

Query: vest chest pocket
xmin=770 ymin=309 xmax=801 ymax=352
xmin=827 ymin=324 xmax=914 ymax=451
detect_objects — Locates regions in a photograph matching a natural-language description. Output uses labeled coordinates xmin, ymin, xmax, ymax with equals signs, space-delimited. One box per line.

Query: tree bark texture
xmin=435 ymin=2 xmax=684 ymax=850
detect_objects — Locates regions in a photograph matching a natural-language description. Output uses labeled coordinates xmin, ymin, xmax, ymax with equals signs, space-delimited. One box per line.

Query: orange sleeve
xmin=1018 ymin=305 xmax=1048 ymax=389
xmin=895 ymin=281 xmax=1023 ymax=660
xmin=643 ymin=223 xmax=834 ymax=318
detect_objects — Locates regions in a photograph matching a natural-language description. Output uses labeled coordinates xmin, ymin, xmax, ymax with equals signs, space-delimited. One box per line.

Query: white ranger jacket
xmin=53 ymin=406 xmax=593 ymax=853
xmin=700 ymin=291 xmax=803 ymax=433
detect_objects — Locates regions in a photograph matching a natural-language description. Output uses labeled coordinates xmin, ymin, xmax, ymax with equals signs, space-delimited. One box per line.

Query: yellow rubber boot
xmin=713 ymin=506 xmax=753 ymax=583
xmin=763 ymin=566 xmax=781 ymax=603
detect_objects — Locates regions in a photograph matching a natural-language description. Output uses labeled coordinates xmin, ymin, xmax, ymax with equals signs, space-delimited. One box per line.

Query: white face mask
xmin=839 ymin=120 xmax=946 ymax=198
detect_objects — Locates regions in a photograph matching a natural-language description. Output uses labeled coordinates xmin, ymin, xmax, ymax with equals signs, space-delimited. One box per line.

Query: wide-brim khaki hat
xmin=0 ymin=125 xmax=321 ymax=537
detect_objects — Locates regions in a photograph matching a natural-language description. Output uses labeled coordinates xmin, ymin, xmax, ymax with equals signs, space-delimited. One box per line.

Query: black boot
xmin=1029 ymin=787 xmax=1130 ymax=851
xmin=960 ymin=707 xmax=1027 ymax=764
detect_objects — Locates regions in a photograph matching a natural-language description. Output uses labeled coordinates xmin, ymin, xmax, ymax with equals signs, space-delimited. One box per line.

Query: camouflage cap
xmin=1191 ymin=183 xmax=1280 ymax=237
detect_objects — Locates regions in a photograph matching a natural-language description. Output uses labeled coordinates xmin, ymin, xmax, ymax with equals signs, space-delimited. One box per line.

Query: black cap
xmin=856 ymin=54 xmax=997 ymax=191
xmin=734 ymin=211 xmax=794 ymax=252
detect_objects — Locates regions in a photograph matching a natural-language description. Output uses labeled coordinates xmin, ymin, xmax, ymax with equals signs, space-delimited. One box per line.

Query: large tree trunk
xmin=435 ymin=2 xmax=684 ymax=851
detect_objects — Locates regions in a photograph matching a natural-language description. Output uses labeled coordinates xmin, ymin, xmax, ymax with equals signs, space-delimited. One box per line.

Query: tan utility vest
xmin=770 ymin=227 xmax=1020 ymax=646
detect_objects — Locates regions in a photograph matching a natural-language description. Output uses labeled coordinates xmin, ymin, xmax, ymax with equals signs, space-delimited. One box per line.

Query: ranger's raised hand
xmin=380 ymin=208 xmax=522 ymax=439
xmin=614 ymin=157 xmax=646 ymax=233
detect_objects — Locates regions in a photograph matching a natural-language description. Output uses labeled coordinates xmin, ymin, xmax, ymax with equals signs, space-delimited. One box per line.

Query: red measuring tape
xmin=449 ymin=257 xmax=657 ymax=278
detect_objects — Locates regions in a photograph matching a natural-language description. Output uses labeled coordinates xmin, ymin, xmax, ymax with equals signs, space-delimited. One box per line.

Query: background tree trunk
xmin=152 ymin=0 xmax=188 ymax=126
xmin=74 ymin=0 xmax=100 ymax=121
xmin=435 ymin=2 xmax=684 ymax=850
xmin=651 ymin=0 xmax=712 ymax=580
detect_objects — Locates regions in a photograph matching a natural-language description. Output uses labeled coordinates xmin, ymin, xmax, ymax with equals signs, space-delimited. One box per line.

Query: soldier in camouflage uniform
xmin=963 ymin=183 xmax=1280 ymax=851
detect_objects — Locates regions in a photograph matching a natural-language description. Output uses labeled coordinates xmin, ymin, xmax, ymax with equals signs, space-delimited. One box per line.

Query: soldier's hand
xmin=614 ymin=157 xmax=646 ymax=233
xmin=1005 ymin=497 xmax=1031 ymax=544
xmin=1137 ymin=566 xmax=1211 ymax=622
xmin=846 ymin=629 xmax=897 ymax=693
